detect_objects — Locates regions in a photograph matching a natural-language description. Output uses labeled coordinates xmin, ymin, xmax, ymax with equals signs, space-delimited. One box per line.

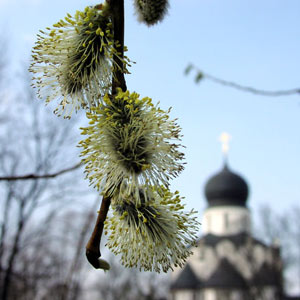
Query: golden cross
xmin=219 ymin=132 xmax=231 ymax=158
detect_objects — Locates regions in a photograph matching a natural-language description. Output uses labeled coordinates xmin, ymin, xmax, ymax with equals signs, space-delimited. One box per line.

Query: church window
xmin=242 ymin=215 xmax=248 ymax=230
xmin=224 ymin=212 xmax=229 ymax=230
xmin=192 ymin=290 xmax=197 ymax=300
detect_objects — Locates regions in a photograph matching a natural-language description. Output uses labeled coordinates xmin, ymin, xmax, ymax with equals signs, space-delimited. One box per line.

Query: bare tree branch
xmin=185 ymin=64 xmax=300 ymax=97
xmin=0 ymin=163 xmax=81 ymax=181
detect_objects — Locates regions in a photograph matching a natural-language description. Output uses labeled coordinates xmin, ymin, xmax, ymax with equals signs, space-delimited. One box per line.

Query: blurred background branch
xmin=185 ymin=64 xmax=300 ymax=97
xmin=0 ymin=163 xmax=81 ymax=181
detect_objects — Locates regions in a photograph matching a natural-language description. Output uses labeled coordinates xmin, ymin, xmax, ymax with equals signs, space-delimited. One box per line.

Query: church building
xmin=169 ymin=136 xmax=283 ymax=300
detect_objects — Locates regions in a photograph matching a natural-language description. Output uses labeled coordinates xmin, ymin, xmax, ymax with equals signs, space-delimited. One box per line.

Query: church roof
xmin=171 ymin=235 xmax=282 ymax=292
xmin=204 ymin=164 xmax=249 ymax=207
xmin=170 ymin=264 xmax=201 ymax=290
xmin=197 ymin=232 xmax=266 ymax=249
xmin=251 ymin=262 xmax=281 ymax=286
xmin=203 ymin=258 xmax=247 ymax=289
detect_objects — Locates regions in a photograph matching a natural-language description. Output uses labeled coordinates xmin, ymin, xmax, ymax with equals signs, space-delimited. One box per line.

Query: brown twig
xmin=0 ymin=163 xmax=81 ymax=181
xmin=85 ymin=0 xmax=126 ymax=270
xmin=86 ymin=196 xmax=111 ymax=269
xmin=110 ymin=0 xmax=127 ymax=93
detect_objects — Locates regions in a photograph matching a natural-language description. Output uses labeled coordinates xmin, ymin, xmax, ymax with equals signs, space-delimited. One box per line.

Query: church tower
xmin=169 ymin=134 xmax=283 ymax=300
xmin=203 ymin=162 xmax=250 ymax=237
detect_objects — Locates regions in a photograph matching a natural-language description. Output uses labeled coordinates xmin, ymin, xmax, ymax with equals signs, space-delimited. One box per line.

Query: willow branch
xmin=185 ymin=64 xmax=300 ymax=97
xmin=110 ymin=0 xmax=127 ymax=93
xmin=85 ymin=196 xmax=111 ymax=269
xmin=0 ymin=163 xmax=81 ymax=181
xmin=85 ymin=0 xmax=125 ymax=270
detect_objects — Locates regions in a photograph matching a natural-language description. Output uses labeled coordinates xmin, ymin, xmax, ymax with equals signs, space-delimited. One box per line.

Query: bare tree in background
xmin=0 ymin=67 xmax=95 ymax=299
xmin=91 ymin=250 xmax=168 ymax=300
xmin=0 ymin=50 xmax=168 ymax=299
xmin=36 ymin=201 xmax=99 ymax=300
xmin=1 ymin=202 xmax=99 ymax=300
xmin=255 ymin=205 xmax=300 ymax=296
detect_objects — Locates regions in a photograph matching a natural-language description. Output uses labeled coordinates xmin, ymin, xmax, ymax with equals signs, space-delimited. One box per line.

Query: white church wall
xmin=231 ymin=290 xmax=245 ymax=300
xmin=188 ymin=246 xmax=218 ymax=280
xmin=170 ymin=290 xmax=195 ymax=300
xmin=202 ymin=288 xmax=217 ymax=300
xmin=252 ymin=244 xmax=266 ymax=268
xmin=202 ymin=206 xmax=251 ymax=236
xmin=169 ymin=289 xmax=251 ymax=300
xmin=216 ymin=289 xmax=246 ymax=300
xmin=230 ymin=247 xmax=253 ymax=279
xmin=202 ymin=288 xmax=245 ymax=300
xmin=263 ymin=286 xmax=278 ymax=300
xmin=215 ymin=239 xmax=235 ymax=258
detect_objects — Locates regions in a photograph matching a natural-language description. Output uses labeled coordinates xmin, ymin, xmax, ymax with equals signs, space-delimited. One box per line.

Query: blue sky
xmin=1 ymin=0 xmax=300 ymax=223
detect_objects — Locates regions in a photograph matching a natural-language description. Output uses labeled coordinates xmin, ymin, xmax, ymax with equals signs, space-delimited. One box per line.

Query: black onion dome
xmin=205 ymin=163 xmax=249 ymax=207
